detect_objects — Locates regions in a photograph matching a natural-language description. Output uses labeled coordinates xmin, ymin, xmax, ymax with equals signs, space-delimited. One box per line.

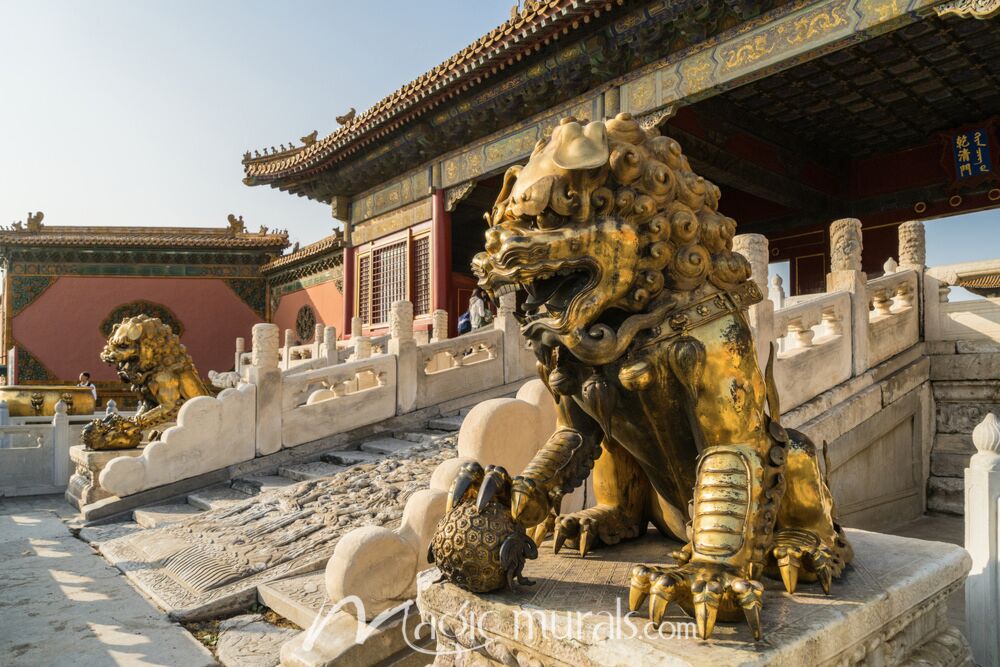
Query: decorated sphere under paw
xmin=430 ymin=500 xmax=537 ymax=593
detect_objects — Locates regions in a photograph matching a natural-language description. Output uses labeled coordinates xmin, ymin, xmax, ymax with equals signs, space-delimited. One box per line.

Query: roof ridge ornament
xmin=336 ymin=108 xmax=356 ymax=126
xmin=9 ymin=211 xmax=45 ymax=233
xmin=227 ymin=213 xmax=246 ymax=235
xmin=935 ymin=0 xmax=1000 ymax=19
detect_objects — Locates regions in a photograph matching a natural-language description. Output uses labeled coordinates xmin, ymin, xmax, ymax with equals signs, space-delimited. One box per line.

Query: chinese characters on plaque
xmin=953 ymin=129 xmax=992 ymax=180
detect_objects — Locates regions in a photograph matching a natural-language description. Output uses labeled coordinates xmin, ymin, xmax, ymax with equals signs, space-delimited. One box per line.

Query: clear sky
xmin=0 ymin=0 xmax=514 ymax=245
xmin=1 ymin=0 xmax=997 ymax=260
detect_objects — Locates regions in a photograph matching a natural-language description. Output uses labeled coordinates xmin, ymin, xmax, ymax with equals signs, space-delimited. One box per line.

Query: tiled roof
xmin=261 ymin=231 xmax=344 ymax=273
xmin=242 ymin=0 xmax=617 ymax=184
xmin=0 ymin=225 xmax=289 ymax=250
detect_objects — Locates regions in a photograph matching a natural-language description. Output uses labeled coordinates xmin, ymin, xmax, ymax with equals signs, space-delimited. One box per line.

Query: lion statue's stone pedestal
xmin=418 ymin=530 xmax=973 ymax=666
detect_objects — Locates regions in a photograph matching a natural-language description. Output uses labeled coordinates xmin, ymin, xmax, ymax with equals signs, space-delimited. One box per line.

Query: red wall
xmin=272 ymin=280 xmax=345 ymax=343
xmin=13 ymin=276 xmax=263 ymax=382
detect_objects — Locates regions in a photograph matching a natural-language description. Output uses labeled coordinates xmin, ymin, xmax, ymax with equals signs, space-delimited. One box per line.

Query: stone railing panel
xmin=926 ymin=259 xmax=1000 ymax=342
xmin=100 ymin=385 xmax=257 ymax=497
xmin=773 ymin=291 xmax=852 ymax=411
xmin=415 ymin=329 xmax=504 ymax=410
xmin=281 ymin=355 xmax=397 ymax=448
xmin=867 ymin=269 xmax=919 ymax=366
xmin=0 ymin=423 xmax=58 ymax=495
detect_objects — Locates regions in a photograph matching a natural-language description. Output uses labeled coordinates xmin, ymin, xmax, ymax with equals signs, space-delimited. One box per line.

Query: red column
xmin=342 ymin=244 xmax=355 ymax=338
xmin=431 ymin=189 xmax=452 ymax=317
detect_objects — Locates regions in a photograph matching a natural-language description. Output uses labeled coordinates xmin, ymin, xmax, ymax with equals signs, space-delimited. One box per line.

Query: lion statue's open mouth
xmin=473 ymin=113 xmax=751 ymax=364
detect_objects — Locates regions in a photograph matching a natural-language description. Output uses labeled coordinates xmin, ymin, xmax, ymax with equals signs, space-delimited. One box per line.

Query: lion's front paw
xmin=553 ymin=504 xmax=645 ymax=557
xmin=629 ymin=561 xmax=765 ymax=641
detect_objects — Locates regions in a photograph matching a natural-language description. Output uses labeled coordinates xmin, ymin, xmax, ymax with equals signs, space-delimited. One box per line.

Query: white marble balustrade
xmin=281 ymin=354 xmax=397 ymax=448
xmin=772 ymin=290 xmax=852 ymax=412
xmin=415 ymin=328 xmax=504 ymax=410
xmin=866 ymin=269 xmax=919 ymax=366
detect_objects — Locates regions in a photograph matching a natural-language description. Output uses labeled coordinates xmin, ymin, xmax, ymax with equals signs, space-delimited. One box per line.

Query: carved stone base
xmin=66 ymin=444 xmax=144 ymax=509
xmin=417 ymin=529 xmax=973 ymax=667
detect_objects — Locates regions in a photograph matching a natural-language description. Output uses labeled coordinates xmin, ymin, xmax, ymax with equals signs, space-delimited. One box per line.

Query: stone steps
xmin=231 ymin=474 xmax=296 ymax=495
xmin=257 ymin=571 xmax=327 ymax=629
xmin=426 ymin=414 xmax=464 ymax=431
xmin=927 ymin=476 xmax=964 ymax=515
xmin=320 ymin=449 xmax=383 ymax=466
xmin=97 ymin=409 xmax=467 ymax=649
xmin=278 ymin=461 xmax=348 ymax=481
xmin=133 ymin=501 xmax=204 ymax=529
xmin=215 ymin=613 xmax=298 ymax=667
xmin=186 ymin=483 xmax=254 ymax=511
xmin=394 ymin=429 xmax=448 ymax=444
xmin=360 ymin=437 xmax=420 ymax=456
xmin=930 ymin=433 xmax=975 ymax=478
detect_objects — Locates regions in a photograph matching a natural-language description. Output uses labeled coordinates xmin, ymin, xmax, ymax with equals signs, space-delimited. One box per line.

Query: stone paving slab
xmin=277 ymin=461 xmax=348 ymax=481
xmin=216 ymin=613 xmax=297 ymax=667
xmin=360 ymin=437 xmax=419 ymax=455
xmin=186 ymin=484 xmax=253 ymax=511
xmin=257 ymin=571 xmax=327 ymax=629
xmin=426 ymin=415 xmax=463 ymax=431
xmin=231 ymin=475 xmax=295 ymax=495
xmin=134 ymin=501 xmax=205 ymax=529
xmin=320 ymin=449 xmax=381 ymax=466
xmin=0 ymin=508 xmax=216 ymax=667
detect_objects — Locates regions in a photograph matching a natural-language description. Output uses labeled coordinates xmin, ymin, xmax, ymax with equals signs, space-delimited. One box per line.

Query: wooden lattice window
xmin=413 ymin=235 xmax=431 ymax=316
xmin=357 ymin=254 xmax=372 ymax=325
xmin=371 ymin=241 xmax=407 ymax=325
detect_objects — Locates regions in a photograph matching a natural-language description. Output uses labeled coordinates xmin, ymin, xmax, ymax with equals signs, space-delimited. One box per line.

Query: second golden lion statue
xmin=432 ymin=113 xmax=853 ymax=641
xmin=82 ymin=315 xmax=210 ymax=451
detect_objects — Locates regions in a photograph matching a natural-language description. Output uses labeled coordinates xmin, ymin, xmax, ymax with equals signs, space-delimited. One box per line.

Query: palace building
xmin=242 ymin=0 xmax=999 ymax=336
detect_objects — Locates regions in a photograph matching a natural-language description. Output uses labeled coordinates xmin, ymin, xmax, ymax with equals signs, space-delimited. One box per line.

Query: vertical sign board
xmin=953 ymin=128 xmax=992 ymax=181
xmin=941 ymin=119 xmax=999 ymax=192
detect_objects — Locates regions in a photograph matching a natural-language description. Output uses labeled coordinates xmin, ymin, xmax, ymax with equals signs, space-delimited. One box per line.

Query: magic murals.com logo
xmin=303 ymin=595 xmax=697 ymax=657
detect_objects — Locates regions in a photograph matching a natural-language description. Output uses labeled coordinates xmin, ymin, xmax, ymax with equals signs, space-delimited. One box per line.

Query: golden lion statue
xmin=83 ymin=315 xmax=209 ymax=450
xmin=437 ymin=113 xmax=853 ymax=641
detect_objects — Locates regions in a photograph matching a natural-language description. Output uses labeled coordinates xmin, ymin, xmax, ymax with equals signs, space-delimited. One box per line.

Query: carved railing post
xmin=282 ymin=328 xmax=295 ymax=369
xmin=323 ymin=326 xmax=338 ymax=364
xmin=251 ymin=323 xmax=281 ymax=455
xmin=351 ymin=316 xmax=363 ymax=339
xmin=390 ymin=300 xmax=417 ymax=414
xmin=898 ymin=220 xmax=926 ymax=271
xmin=353 ymin=336 xmax=372 ymax=360
xmin=897 ymin=221 xmax=931 ymax=339
xmin=965 ymin=412 xmax=1000 ymax=667
xmin=313 ymin=323 xmax=324 ymax=359
xmin=105 ymin=399 xmax=117 ymax=415
xmin=430 ymin=309 xmax=449 ymax=343
xmin=52 ymin=400 xmax=70 ymax=485
xmin=769 ymin=275 xmax=785 ymax=310
xmin=235 ymin=337 xmax=245 ymax=375
xmin=826 ymin=218 xmax=869 ymax=376
xmin=733 ymin=233 xmax=774 ymax=371
xmin=494 ymin=291 xmax=522 ymax=383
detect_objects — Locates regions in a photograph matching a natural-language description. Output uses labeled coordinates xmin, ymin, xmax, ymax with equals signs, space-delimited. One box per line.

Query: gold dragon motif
xmin=432 ymin=113 xmax=853 ymax=641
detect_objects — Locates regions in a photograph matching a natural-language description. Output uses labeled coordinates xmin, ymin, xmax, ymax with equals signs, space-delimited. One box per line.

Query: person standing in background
xmin=77 ymin=372 xmax=97 ymax=401
xmin=469 ymin=287 xmax=487 ymax=330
